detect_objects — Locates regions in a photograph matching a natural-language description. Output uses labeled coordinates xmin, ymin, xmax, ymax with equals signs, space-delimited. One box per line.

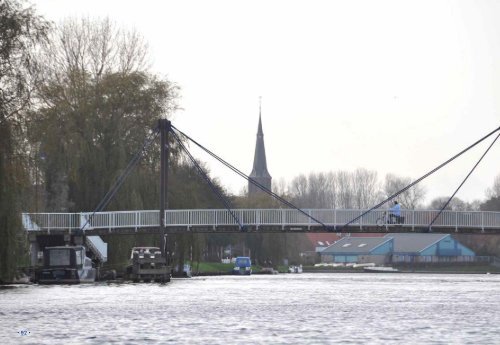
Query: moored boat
xmin=125 ymin=247 xmax=170 ymax=282
xmin=353 ymin=263 xmax=376 ymax=268
xmin=261 ymin=267 xmax=278 ymax=274
xmin=233 ymin=257 xmax=252 ymax=275
xmin=363 ymin=266 xmax=399 ymax=273
xmin=38 ymin=246 xmax=96 ymax=284
xmin=288 ymin=265 xmax=303 ymax=273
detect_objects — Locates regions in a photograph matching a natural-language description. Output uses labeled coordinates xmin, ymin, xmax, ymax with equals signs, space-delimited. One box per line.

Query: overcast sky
xmin=34 ymin=0 xmax=499 ymax=204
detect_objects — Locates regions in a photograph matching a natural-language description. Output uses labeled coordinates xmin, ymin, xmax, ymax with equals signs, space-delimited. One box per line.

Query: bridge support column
xmin=28 ymin=233 xmax=40 ymax=268
xmin=159 ymin=118 xmax=171 ymax=257
xmin=64 ymin=233 xmax=71 ymax=245
xmin=73 ymin=235 xmax=84 ymax=246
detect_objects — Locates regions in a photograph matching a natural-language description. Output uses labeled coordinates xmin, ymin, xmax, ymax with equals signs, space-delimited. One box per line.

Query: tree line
xmin=1 ymin=0 xmax=50 ymax=282
xmin=267 ymin=169 xmax=499 ymax=212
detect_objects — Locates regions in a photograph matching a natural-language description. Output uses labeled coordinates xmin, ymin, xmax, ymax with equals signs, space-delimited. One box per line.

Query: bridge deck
xmin=22 ymin=209 xmax=500 ymax=234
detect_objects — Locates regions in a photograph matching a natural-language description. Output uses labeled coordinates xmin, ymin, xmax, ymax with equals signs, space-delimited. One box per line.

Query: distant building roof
xmin=384 ymin=233 xmax=449 ymax=254
xmin=321 ymin=237 xmax=392 ymax=255
xmin=305 ymin=233 xmax=384 ymax=250
xmin=305 ymin=233 xmax=341 ymax=250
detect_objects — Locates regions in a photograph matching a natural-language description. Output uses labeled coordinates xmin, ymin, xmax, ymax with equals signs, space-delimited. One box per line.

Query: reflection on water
xmin=1 ymin=274 xmax=500 ymax=344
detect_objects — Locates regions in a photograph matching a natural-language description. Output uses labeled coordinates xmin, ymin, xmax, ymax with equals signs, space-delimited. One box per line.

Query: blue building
xmin=321 ymin=237 xmax=394 ymax=265
xmin=320 ymin=234 xmax=475 ymax=264
xmin=387 ymin=233 xmax=475 ymax=263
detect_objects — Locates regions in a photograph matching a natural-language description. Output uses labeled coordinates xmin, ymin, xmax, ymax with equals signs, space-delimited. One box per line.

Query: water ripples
xmin=1 ymin=274 xmax=499 ymax=344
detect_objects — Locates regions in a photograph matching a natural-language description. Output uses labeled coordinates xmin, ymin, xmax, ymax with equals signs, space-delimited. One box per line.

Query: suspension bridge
xmin=22 ymin=120 xmax=500 ymax=234
xmin=22 ymin=119 xmax=500 ymax=268
xmin=22 ymin=208 xmax=500 ymax=235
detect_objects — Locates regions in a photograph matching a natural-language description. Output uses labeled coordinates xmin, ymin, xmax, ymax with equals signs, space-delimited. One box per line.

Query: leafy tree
xmin=31 ymin=17 xmax=179 ymax=211
xmin=0 ymin=0 xmax=49 ymax=282
xmin=168 ymin=159 xmax=230 ymax=209
xmin=481 ymin=197 xmax=500 ymax=211
xmin=27 ymin=17 xmax=238 ymax=271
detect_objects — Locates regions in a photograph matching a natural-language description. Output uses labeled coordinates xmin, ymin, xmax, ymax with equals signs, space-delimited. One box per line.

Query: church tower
xmin=248 ymin=99 xmax=272 ymax=196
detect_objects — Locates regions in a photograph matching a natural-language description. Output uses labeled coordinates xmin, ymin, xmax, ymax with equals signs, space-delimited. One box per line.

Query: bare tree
xmin=272 ymin=177 xmax=289 ymax=200
xmin=336 ymin=171 xmax=354 ymax=208
xmin=308 ymin=172 xmax=330 ymax=208
xmin=467 ymin=199 xmax=482 ymax=211
xmin=486 ymin=174 xmax=500 ymax=199
xmin=323 ymin=172 xmax=338 ymax=208
xmin=428 ymin=196 xmax=467 ymax=211
xmin=35 ymin=17 xmax=164 ymax=114
xmin=351 ymin=168 xmax=378 ymax=208
xmin=290 ymin=174 xmax=308 ymax=207
xmin=383 ymin=173 xmax=426 ymax=209
xmin=288 ymin=169 xmax=380 ymax=209
xmin=41 ymin=17 xmax=149 ymax=80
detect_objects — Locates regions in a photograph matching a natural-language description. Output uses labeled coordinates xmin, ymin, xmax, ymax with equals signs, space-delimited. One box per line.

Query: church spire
xmin=257 ymin=96 xmax=263 ymax=135
xmin=249 ymin=97 xmax=272 ymax=196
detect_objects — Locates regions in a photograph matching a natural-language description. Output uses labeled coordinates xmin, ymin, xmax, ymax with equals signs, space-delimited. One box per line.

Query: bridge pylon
xmin=159 ymin=118 xmax=171 ymax=257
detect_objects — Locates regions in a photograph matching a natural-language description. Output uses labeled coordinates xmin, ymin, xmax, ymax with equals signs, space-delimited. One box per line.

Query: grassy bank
xmin=190 ymin=262 xmax=289 ymax=275
xmin=192 ymin=262 xmax=233 ymax=274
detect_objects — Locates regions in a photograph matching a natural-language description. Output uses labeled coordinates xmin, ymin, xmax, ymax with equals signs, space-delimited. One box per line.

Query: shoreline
xmin=2 ymin=270 xmax=498 ymax=285
xmin=303 ymin=269 xmax=499 ymax=274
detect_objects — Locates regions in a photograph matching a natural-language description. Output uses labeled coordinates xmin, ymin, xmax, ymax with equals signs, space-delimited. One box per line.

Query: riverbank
xmin=190 ymin=262 xmax=290 ymax=275
xmin=4 ymin=262 xmax=497 ymax=285
xmin=189 ymin=262 xmax=500 ymax=276
xmin=394 ymin=263 xmax=500 ymax=274
xmin=303 ymin=263 xmax=500 ymax=274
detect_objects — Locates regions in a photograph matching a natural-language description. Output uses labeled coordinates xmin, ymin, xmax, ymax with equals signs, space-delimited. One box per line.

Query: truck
xmin=125 ymin=247 xmax=171 ymax=283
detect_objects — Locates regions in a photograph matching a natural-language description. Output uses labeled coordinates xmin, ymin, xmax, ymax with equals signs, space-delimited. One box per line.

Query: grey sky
xmin=34 ymin=0 xmax=500 ymax=203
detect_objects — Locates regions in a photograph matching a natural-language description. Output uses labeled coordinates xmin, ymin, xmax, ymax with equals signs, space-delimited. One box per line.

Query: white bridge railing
xmin=22 ymin=209 xmax=500 ymax=232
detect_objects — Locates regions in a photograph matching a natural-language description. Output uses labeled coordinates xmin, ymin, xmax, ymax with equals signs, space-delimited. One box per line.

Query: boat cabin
xmin=39 ymin=245 xmax=96 ymax=284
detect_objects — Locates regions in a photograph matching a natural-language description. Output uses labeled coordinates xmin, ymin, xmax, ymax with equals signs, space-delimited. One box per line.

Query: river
xmin=1 ymin=273 xmax=499 ymax=344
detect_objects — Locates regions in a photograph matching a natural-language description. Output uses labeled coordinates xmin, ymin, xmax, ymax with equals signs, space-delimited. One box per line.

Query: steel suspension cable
xmin=79 ymin=127 xmax=160 ymax=232
xmin=171 ymin=125 xmax=330 ymax=229
xmin=342 ymin=125 xmax=500 ymax=230
xmin=170 ymin=129 xmax=243 ymax=229
xmin=429 ymin=131 xmax=500 ymax=229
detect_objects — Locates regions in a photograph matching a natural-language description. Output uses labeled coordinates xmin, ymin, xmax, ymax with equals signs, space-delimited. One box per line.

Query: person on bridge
xmin=389 ymin=200 xmax=401 ymax=224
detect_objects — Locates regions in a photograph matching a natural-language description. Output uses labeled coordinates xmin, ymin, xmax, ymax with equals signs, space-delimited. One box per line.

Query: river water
xmin=1 ymin=273 xmax=499 ymax=345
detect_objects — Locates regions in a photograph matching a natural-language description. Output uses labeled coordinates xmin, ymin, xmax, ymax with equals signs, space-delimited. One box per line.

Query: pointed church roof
xmin=250 ymin=103 xmax=271 ymax=179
